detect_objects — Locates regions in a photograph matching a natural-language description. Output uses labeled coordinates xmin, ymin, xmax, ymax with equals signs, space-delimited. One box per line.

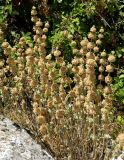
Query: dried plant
xmin=0 ymin=6 xmax=119 ymax=160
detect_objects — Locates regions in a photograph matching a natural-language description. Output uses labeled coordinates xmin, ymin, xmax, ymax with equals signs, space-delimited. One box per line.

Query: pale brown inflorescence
xmin=0 ymin=6 xmax=118 ymax=160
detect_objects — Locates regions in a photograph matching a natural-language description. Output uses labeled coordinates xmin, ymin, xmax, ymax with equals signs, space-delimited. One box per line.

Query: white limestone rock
xmin=0 ymin=115 xmax=54 ymax=160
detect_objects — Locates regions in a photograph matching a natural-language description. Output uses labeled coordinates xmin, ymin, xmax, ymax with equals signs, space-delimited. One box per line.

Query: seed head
xmin=80 ymin=38 xmax=88 ymax=46
xmin=104 ymin=86 xmax=112 ymax=94
xmin=39 ymin=124 xmax=48 ymax=134
xmin=44 ymin=22 xmax=50 ymax=28
xmin=95 ymin=56 xmax=99 ymax=61
xmin=72 ymin=58 xmax=80 ymax=65
xmin=11 ymin=87 xmax=18 ymax=95
xmin=0 ymin=61 xmax=4 ymax=68
xmin=26 ymin=48 xmax=33 ymax=55
xmin=79 ymin=49 xmax=84 ymax=54
xmin=99 ymin=65 xmax=104 ymax=72
xmin=43 ymin=134 xmax=50 ymax=143
xmin=37 ymin=115 xmax=46 ymax=124
xmin=42 ymin=34 xmax=47 ymax=41
xmin=73 ymin=101 xmax=81 ymax=112
xmin=32 ymin=6 xmax=36 ymax=10
xmin=36 ymin=29 xmax=42 ymax=35
xmin=86 ymin=52 xmax=94 ymax=59
xmin=40 ymin=107 xmax=47 ymax=116
xmin=68 ymin=34 xmax=73 ymax=40
xmin=101 ymin=108 xmax=108 ymax=114
xmin=69 ymin=89 xmax=76 ymax=97
xmin=116 ymin=133 xmax=124 ymax=147
xmin=87 ymin=59 xmax=96 ymax=66
xmin=31 ymin=9 xmax=37 ymax=16
xmin=54 ymin=50 xmax=61 ymax=57
xmin=93 ymin=46 xmax=99 ymax=52
xmin=62 ymin=30 xmax=68 ymax=36
xmin=56 ymin=109 xmax=65 ymax=119
xmin=71 ymin=40 xmax=76 ymax=47
xmin=47 ymin=100 xmax=53 ymax=109
xmin=98 ymin=74 xmax=104 ymax=81
xmin=99 ymin=27 xmax=104 ymax=33
xmin=78 ymin=67 xmax=85 ymax=75
xmin=2 ymin=42 xmax=9 ymax=48
xmin=99 ymin=58 xmax=106 ymax=65
xmin=98 ymin=34 xmax=104 ymax=39
xmin=31 ymin=16 xmax=38 ymax=22
xmin=105 ymin=75 xmax=112 ymax=84
xmin=108 ymin=55 xmax=116 ymax=63
xmin=87 ymin=42 xmax=93 ymax=50
xmin=88 ymin=32 xmax=95 ymax=39
xmin=43 ymin=28 xmax=48 ymax=33
xmin=72 ymin=49 xmax=79 ymax=54
xmin=90 ymin=25 xmax=96 ymax=33
xmin=0 ymin=29 xmax=3 ymax=35
xmin=46 ymin=54 xmax=52 ymax=60
xmin=106 ymin=65 xmax=114 ymax=73
xmin=96 ymin=39 xmax=102 ymax=45
xmin=101 ymin=51 xmax=107 ymax=57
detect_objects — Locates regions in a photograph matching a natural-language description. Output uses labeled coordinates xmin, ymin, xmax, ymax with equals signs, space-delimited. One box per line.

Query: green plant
xmin=0 ymin=0 xmax=12 ymax=27
xmin=113 ymin=70 xmax=124 ymax=104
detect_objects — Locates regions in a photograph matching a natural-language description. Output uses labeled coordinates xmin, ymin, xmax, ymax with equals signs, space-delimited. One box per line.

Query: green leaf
xmin=120 ymin=11 xmax=124 ymax=17
xmin=57 ymin=0 xmax=63 ymax=3
xmin=119 ymin=74 xmax=124 ymax=79
xmin=121 ymin=48 xmax=124 ymax=52
xmin=117 ymin=115 xmax=124 ymax=125
xmin=0 ymin=16 xmax=4 ymax=23
xmin=117 ymin=89 xmax=124 ymax=97
xmin=4 ymin=5 xmax=12 ymax=14
xmin=116 ymin=50 xmax=123 ymax=58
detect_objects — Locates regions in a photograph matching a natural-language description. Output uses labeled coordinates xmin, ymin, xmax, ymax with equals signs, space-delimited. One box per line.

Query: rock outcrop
xmin=0 ymin=115 xmax=54 ymax=160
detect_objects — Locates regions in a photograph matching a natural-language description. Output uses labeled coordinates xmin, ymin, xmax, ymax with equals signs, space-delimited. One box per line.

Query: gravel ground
xmin=0 ymin=115 xmax=54 ymax=160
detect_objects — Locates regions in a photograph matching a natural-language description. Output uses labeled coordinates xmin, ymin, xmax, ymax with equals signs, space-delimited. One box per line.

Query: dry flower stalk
xmin=0 ymin=6 xmax=118 ymax=160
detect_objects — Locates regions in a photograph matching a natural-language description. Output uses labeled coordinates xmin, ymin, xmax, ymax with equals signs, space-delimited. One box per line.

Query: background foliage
xmin=0 ymin=0 xmax=124 ymax=111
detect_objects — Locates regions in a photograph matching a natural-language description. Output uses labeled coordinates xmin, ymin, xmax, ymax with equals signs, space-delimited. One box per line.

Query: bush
xmin=0 ymin=6 xmax=122 ymax=159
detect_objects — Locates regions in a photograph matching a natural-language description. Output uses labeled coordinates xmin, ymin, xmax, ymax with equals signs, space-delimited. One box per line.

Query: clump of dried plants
xmin=0 ymin=6 xmax=120 ymax=160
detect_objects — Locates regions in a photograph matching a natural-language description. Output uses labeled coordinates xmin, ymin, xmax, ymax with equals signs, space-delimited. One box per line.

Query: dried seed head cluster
xmin=0 ymin=7 xmax=118 ymax=160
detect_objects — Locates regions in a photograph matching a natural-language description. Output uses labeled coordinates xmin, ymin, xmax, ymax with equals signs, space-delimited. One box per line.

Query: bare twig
xmin=95 ymin=11 xmax=111 ymax=28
